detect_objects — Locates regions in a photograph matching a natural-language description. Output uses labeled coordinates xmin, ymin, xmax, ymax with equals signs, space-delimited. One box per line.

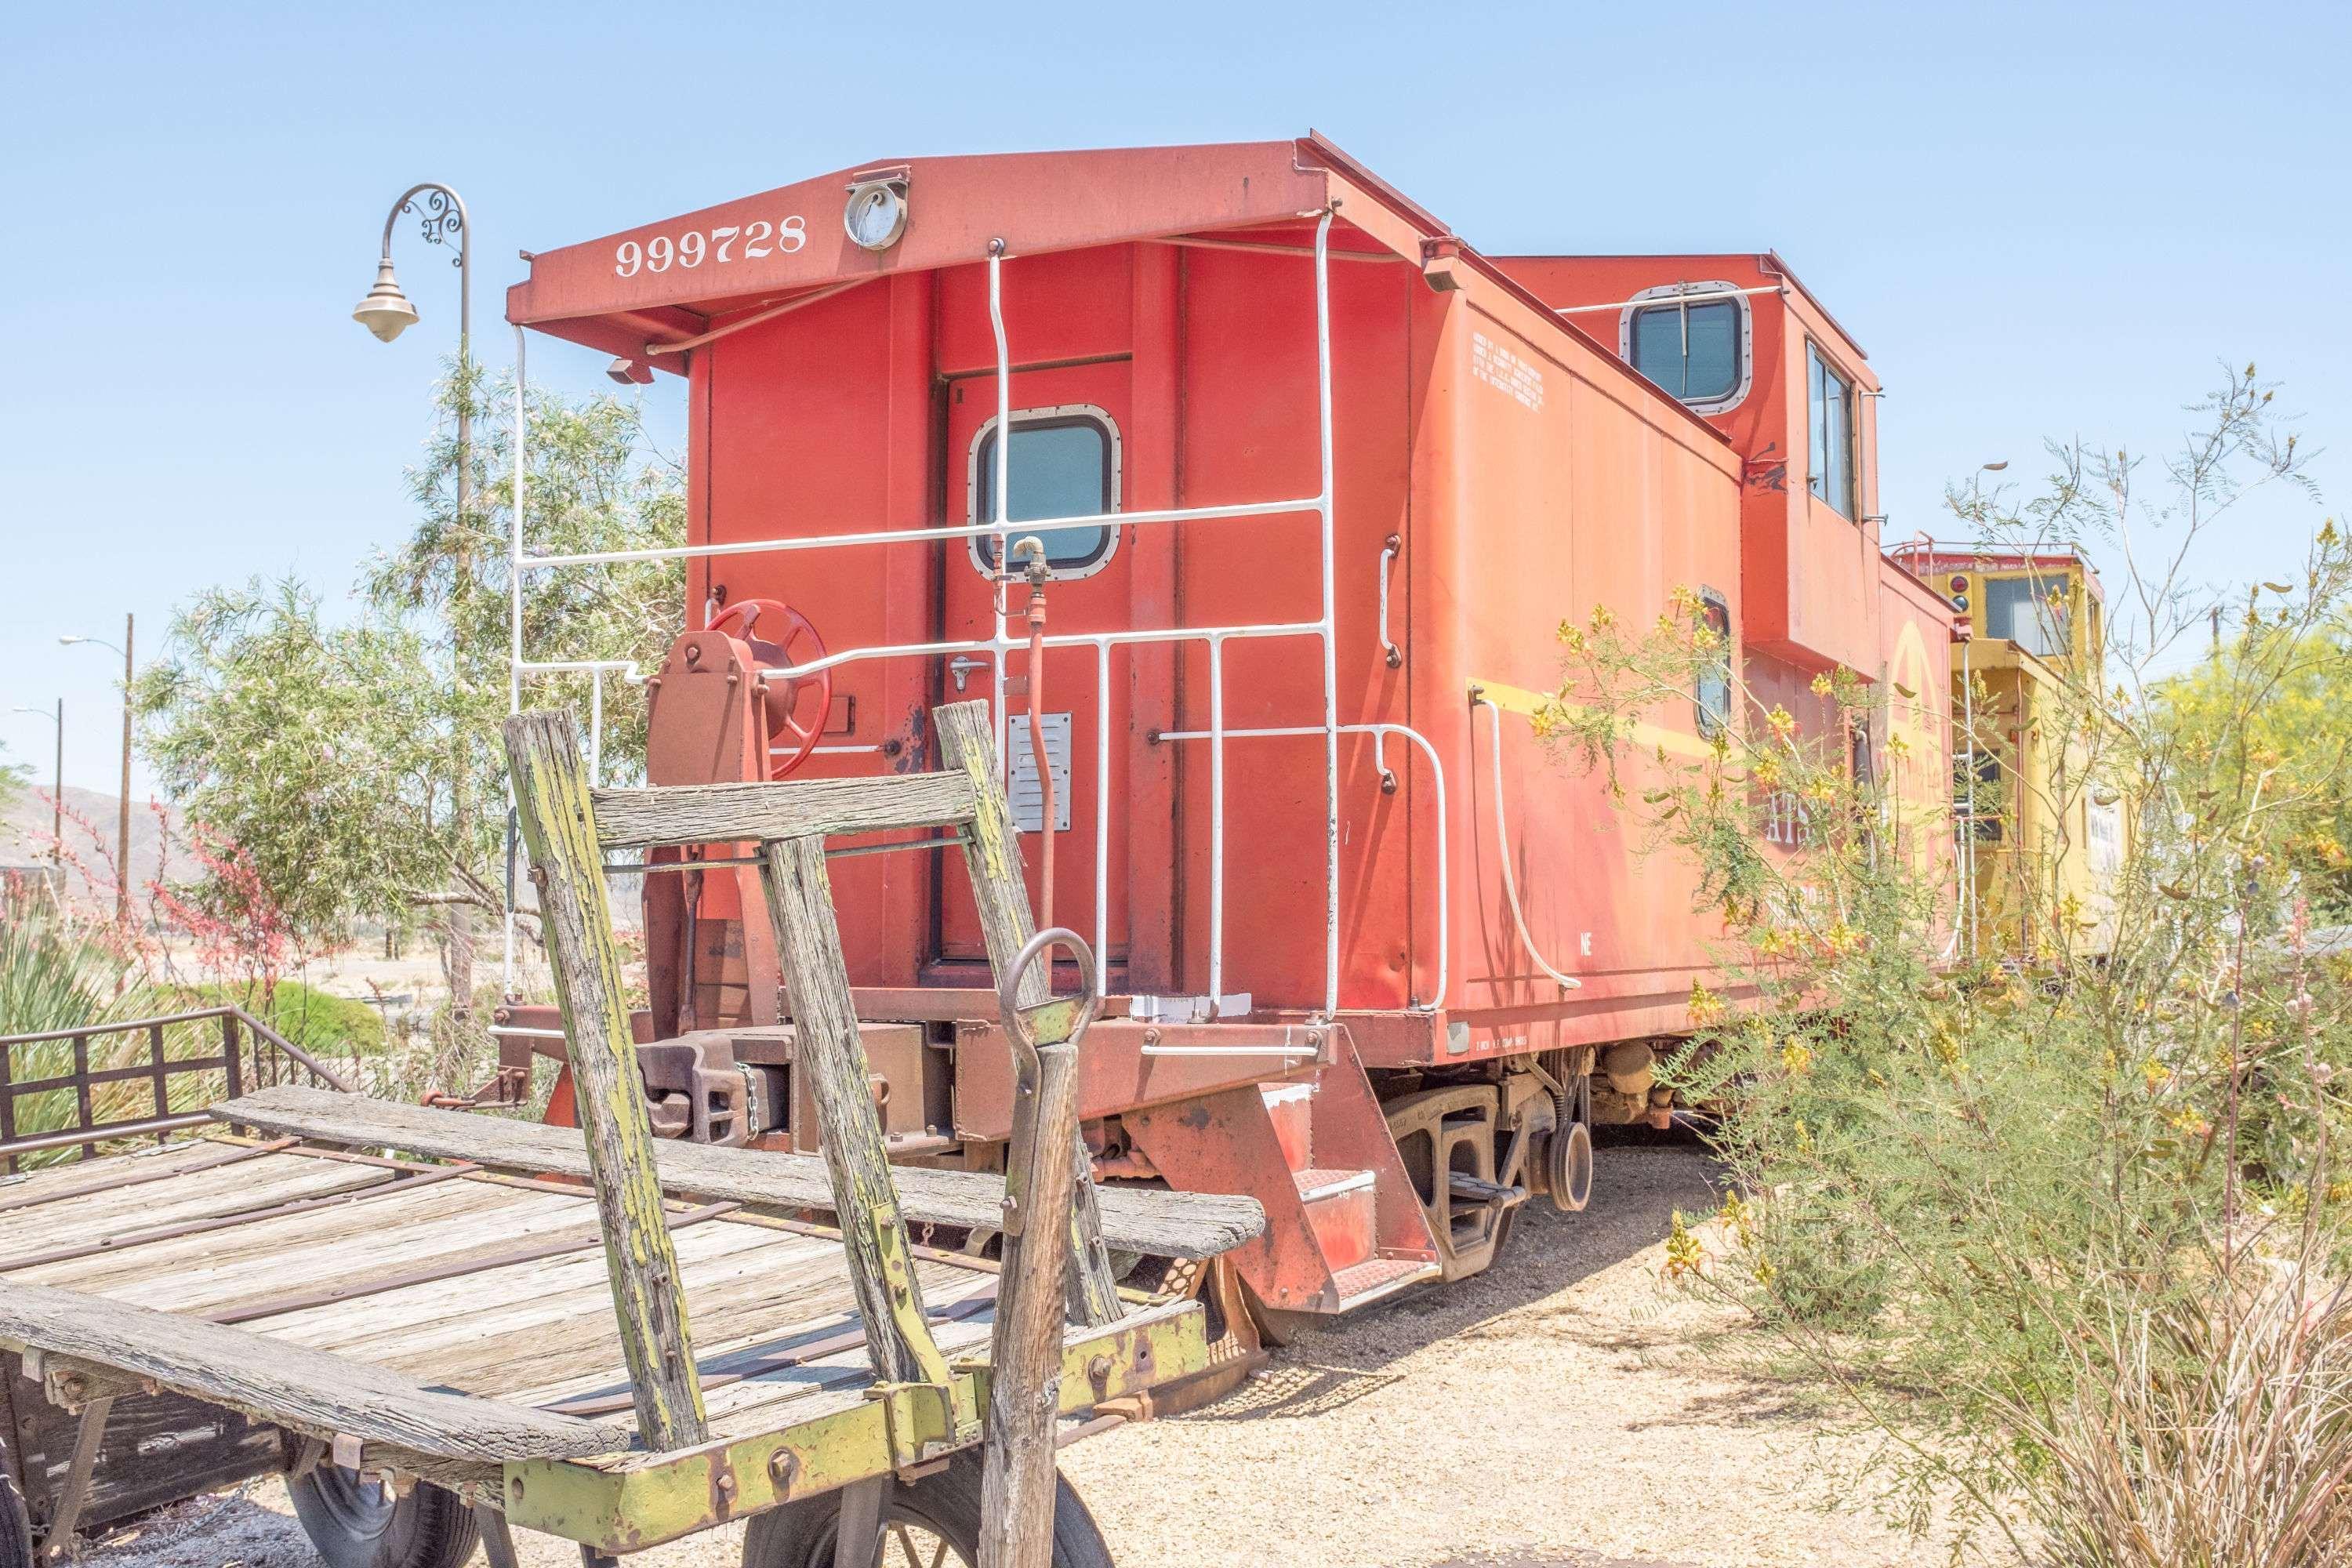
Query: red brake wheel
xmin=709 ymin=597 xmax=833 ymax=779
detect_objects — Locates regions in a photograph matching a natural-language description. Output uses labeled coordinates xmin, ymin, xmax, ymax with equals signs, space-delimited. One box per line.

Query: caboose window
xmin=967 ymin=408 xmax=1120 ymax=578
xmin=1984 ymin=575 xmax=2071 ymax=657
xmin=1807 ymin=343 xmax=1857 ymax=519
xmin=1622 ymin=285 xmax=1749 ymax=412
xmin=1695 ymin=590 xmax=1733 ymax=739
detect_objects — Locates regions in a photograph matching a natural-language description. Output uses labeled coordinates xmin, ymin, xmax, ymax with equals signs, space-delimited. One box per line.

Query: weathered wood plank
xmin=20 ymin=1178 xmax=572 ymax=1305
xmin=933 ymin=702 xmax=1123 ymax=1327
xmin=981 ymin=1013 xmax=1087 ymax=1568
xmin=759 ymin=834 xmax=949 ymax=1389
xmin=213 ymin=1088 xmax=1265 ymax=1259
xmin=589 ymin=774 xmax=977 ymax=851
xmin=505 ymin=711 xmax=707 ymax=1451
xmin=0 ymin=1283 xmax=631 ymax=1461
xmin=0 ymin=1157 xmax=389 ymax=1266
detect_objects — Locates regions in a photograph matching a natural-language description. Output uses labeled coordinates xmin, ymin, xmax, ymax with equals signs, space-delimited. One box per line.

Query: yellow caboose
xmin=1892 ymin=543 xmax=2130 ymax=960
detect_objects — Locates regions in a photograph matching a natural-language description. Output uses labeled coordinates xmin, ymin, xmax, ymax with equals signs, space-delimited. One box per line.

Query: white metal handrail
xmin=509 ymin=213 xmax=1351 ymax=1018
xmin=1157 ymin=722 xmax=1449 ymax=1012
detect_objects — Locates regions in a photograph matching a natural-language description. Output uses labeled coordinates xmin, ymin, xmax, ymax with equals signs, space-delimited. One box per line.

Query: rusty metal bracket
xmin=863 ymin=1376 xmax=976 ymax=1472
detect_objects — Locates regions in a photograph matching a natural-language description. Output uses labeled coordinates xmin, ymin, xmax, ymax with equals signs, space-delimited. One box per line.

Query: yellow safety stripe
xmin=1469 ymin=677 xmax=1717 ymax=760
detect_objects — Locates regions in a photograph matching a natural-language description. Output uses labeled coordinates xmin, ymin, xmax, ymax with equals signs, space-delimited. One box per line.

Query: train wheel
xmin=287 ymin=1467 xmax=478 ymax=1568
xmin=1549 ymin=1077 xmax=1594 ymax=1213
xmin=1383 ymin=1085 xmax=1515 ymax=1283
xmin=742 ymin=1455 xmax=1112 ymax=1568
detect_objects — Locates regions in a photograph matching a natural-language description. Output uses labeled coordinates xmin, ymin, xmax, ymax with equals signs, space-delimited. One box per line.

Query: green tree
xmin=136 ymin=364 xmax=683 ymax=1012
xmin=2158 ymin=625 xmax=2352 ymax=916
xmin=135 ymin=579 xmax=453 ymax=940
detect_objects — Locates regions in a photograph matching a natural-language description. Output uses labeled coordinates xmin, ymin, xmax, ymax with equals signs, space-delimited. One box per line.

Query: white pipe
xmin=1962 ymin=637 xmax=1976 ymax=960
xmin=1207 ymin=634 xmax=1226 ymax=1005
xmin=988 ymin=244 xmax=1011 ymax=779
xmin=1142 ymin=1045 xmax=1319 ymax=1058
xmin=503 ymin=321 xmax=527 ymax=993
xmin=1095 ymin=641 xmax=1110 ymax=972
xmin=1377 ymin=536 xmax=1401 ymax=668
xmin=1553 ymin=285 xmax=1783 ymax=318
xmin=740 ymin=619 xmax=1327 ymax=684
xmin=517 ymin=659 xmax=642 ymax=678
xmin=1314 ymin=211 xmax=1340 ymax=1022
xmin=1475 ymin=699 xmax=1583 ymax=992
xmin=515 ymin=496 xmax=1324 ymax=572
xmin=1157 ymin=723 xmax=1447 ymax=1012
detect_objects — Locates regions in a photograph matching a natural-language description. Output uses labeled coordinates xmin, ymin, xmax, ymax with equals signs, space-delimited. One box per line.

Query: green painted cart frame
xmin=0 ymin=702 xmax=1263 ymax=1566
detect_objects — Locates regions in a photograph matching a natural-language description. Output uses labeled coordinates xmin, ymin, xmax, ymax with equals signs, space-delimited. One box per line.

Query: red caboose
xmin=501 ymin=135 xmax=1955 ymax=1331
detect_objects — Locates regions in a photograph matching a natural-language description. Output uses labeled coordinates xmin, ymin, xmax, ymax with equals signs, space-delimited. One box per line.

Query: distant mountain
xmin=0 ymin=786 xmax=179 ymax=915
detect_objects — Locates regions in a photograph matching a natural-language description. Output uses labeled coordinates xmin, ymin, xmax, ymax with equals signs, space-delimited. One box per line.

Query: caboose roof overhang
xmin=505 ymin=133 xmax=1731 ymax=447
xmin=507 ymin=139 xmax=1338 ymax=364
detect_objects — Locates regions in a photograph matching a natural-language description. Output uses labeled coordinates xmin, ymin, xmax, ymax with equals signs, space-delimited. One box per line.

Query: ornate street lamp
xmin=355 ymin=183 xmax=472 ymax=535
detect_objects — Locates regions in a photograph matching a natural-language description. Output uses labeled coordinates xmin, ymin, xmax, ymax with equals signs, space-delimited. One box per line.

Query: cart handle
xmin=994 ymin=927 xmax=1101 ymax=1058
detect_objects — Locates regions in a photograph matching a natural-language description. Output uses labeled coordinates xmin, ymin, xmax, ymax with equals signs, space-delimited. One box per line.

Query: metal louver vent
xmin=1007 ymin=711 xmax=1073 ymax=833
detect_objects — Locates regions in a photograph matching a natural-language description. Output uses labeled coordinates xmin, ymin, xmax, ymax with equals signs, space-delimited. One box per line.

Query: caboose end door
xmin=934 ymin=359 xmax=1162 ymax=985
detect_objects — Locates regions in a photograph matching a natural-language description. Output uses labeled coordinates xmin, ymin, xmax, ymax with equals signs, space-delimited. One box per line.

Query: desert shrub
xmin=0 ymin=912 xmax=143 ymax=1161
xmin=169 ymin=979 xmax=386 ymax=1058
xmin=1544 ymin=373 xmax=2352 ymax=1561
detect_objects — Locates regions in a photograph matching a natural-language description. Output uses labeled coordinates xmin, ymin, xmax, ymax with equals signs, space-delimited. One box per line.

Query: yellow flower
xmin=1780 ymin=1039 xmax=1814 ymax=1076
xmin=1810 ymin=671 xmax=1835 ymax=698
xmin=1885 ymin=732 xmax=1911 ymax=759
xmin=1590 ymin=604 xmax=1618 ymax=631
xmin=1688 ymin=979 xmax=1726 ymax=1026
xmin=1663 ymin=1210 xmax=1705 ymax=1279
xmin=1752 ymin=754 xmax=1784 ymax=788
xmin=1766 ymin=705 xmax=1797 ymax=739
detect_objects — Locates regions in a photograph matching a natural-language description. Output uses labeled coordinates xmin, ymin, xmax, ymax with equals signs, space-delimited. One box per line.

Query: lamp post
xmin=9 ymin=702 xmax=60 ymax=869
xmin=59 ymin=621 xmax=132 ymax=923
xmin=354 ymin=183 xmax=477 ymax=1018
xmin=354 ymin=183 xmax=471 ymax=543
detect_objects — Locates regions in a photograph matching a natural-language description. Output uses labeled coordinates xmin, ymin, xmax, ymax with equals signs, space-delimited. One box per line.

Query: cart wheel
xmin=742 ymin=1454 xmax=1112 ymax=1568
xmin=0 ymin=1448 xmax=31 ymax=1568
xmin=288 ymin=1466 xmax=479 ymax=1568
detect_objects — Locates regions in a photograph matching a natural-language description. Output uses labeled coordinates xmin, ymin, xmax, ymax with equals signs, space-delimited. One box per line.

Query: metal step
xmin=1292 ymin=1166 xmax=1376 ymax=1272
xmin=1327 ymin=1254 xmax=1442 ymax=1312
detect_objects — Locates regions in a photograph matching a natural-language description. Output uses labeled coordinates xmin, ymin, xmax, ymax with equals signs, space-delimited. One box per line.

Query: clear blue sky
xmin=2 ymin=0 xmax=2344 ymax=800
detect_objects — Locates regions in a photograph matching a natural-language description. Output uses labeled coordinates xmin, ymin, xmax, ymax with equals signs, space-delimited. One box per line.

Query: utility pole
xmin=117 ymin=614 xmax=133 ymax=924
xmin=60 ymin=619 xmax=139 ymax=922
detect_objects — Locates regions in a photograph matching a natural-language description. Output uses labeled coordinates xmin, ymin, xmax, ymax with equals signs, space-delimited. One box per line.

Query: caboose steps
xmin=1292 ymin=1167 xmax=1378 ymax=1274
xmin=1327 ymin=1255 xmax=1444 ymax=1312
xmin=1261 ymin=1082 xmax=1316 ymax=1172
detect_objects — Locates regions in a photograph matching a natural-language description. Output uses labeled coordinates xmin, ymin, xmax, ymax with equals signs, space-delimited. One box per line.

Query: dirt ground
xmin=86 ymin=1136 xmax=1990 ymax=1568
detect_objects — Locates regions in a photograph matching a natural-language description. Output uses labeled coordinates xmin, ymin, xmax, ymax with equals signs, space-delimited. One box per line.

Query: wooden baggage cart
xmin=0 ymin=702 xmax=1262 ymax=1567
